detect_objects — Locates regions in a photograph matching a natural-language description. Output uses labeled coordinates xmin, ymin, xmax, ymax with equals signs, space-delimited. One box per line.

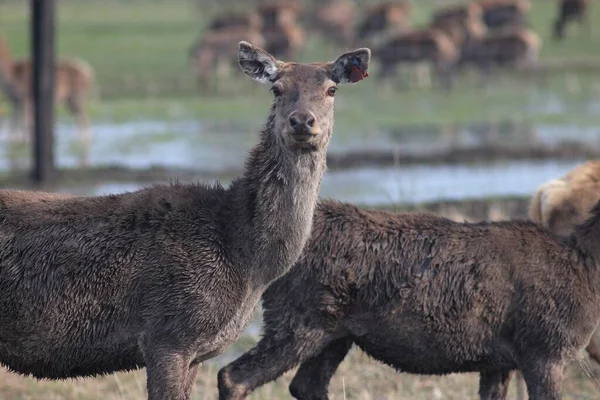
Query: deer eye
xmin=271 ymin=86 xmax=282 ymax=97
xmin=327 ymin=86 xmax=337 ymax=97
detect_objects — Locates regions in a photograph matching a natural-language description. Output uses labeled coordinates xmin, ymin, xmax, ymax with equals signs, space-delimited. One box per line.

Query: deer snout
xmin=288 ymin=111 xmax=318 ymax=137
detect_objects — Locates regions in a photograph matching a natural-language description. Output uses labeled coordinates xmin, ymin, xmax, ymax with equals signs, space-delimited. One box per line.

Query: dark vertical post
xmin=31 ymin=0 xmax=56 ymax=183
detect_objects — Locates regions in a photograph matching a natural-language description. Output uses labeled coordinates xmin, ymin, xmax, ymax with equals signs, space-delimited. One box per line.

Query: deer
xmin=0 ymin=35 xmax=94 ymax=165
xmin=206 ymin=11 xmax=263 ymax=33
xmin=257 ymin=1 xmax=305 ymax=60
xmin=459 ymin=27 xmax=542 ymax=79
xmin=0 ymin=41 xmax=371 ymax=400
xmin=356 ymin=1 xmax=413 ymax=46
xmin=375 ymin=27 xmax=460 ymax=89
xmin=477 ymin=0 xmax=532 ymax=31
xmin=553 ymin=0 xmax=591 ymax=41
xmin=308 ymin=0 xmax=358 ymax=47
xmin=431 ymin=2 xmax=483 ymax=28
xmin=219 ymin=197 xmax=600 ymax=400
xmin=189 ymin=28 xmax=266 ymax=92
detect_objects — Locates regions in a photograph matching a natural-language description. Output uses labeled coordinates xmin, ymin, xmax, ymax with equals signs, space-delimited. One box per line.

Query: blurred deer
xmin=308 ymin=0 xmax=357 ymax=46
xmin=258 ymin=1 xmax=305 ymax=60
xmin=206 ymin=11 xmax=263 ymax=32
xmin=431 ymin=7 xmax=488 ymax=63
xmin=553 ymin=0 xmax=590 ymax=41
xmin=375 ymin=28 xmax=459 ymax=89
xmin=356 ymin=1 xmax=413 ymax=47
xmin=477 ymin=0 xmax=531 ymax=30
xmin=0 ymin=36 xmax=94 ymax=162
xmin=459 ymin=27 xmax=542 ymax=79
xmin=189 ymin=27 xmax=265 ymax=92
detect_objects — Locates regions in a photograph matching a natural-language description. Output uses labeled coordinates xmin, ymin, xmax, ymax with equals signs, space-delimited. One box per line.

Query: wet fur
xmin=219 ymin=200 xmax=600 ymax=400
xmin=0 ymin=43 xmax=371 ymax=400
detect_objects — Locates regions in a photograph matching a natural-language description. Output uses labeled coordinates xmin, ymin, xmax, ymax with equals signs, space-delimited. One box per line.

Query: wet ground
xmin=0 ymin=118 xmax=597 ymax=206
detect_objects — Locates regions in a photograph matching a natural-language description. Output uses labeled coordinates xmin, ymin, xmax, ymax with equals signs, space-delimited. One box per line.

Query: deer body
xmin=0 ymin=42 xmax=371 ymax=399
xmin=219 ymin=200 xmax=600 ymax=400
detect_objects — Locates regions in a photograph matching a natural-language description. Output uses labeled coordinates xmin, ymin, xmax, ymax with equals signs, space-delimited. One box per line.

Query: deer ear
xmin=329 ymin=48 xmax=371 ymax=84
xmin=238 ymin=41 xmax=280 ymax=84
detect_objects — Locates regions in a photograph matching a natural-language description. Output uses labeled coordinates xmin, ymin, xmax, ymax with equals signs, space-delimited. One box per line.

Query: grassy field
xmin=0 ymin=346 xmax=599 ymax=400
xmin=0 ymin=0 xmax=599 ymax=130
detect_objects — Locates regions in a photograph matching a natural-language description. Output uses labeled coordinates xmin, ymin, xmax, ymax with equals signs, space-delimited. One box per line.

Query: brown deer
xmin=219 ymin=197 xmax=600 ymax=400
xmin=257 ymin=1 xmax=305 ymax=60
xmin=206 ymin=11 xmax=263 ymax=33
xmin=375 ymin=28 xmax=459 ymax=89
xmin=189 ymin=27 xmax=266 ymax=92
xmin=257 ymin=1 xmax=302 ymax=30
xmin=0 ymin=41 xmax=371 ymax=400
xmin=356 ymin=1 xmax=413 ymax=46
xmin=459 ymin=27 xmax=542 ymax=77
xmin=553 ymin=0 xmax=591 ymax=41
xmin=477 ymin=0 xmax=531 ymax=30
xmin=0 ymin=36 xmax=94 ymax=159
xmin=431 ymin=2 xmax=483 ymax=28
xmin=309 ymin=0 xmax=358 ymax=46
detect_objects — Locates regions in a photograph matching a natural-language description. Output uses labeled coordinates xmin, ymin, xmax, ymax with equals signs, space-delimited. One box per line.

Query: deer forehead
xmin=275 ymin=63 xmax=333 ymax=86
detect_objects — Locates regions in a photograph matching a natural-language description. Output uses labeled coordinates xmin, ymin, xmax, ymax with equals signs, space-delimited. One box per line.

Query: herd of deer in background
xmin=0 ymin=0 xmax=591 ymax=144
xmin=189 ymin=0 xmax=591 ymax=90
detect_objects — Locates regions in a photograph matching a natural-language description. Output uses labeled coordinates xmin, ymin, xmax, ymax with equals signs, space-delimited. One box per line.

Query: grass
xmin=0 ymin=348 xmax=599 ymax=400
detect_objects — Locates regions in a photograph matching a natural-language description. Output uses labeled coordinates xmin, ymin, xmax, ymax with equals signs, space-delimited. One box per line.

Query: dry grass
xmin=1 ymin=347 xmax=599 ymax=400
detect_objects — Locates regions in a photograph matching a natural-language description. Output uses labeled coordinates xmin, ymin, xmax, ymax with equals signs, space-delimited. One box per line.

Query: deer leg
xmin=479 ymin=369 xmax=513 ymax=400
xmin=520 ymin=359 xmax=564 ymax=400
xmin=288 ymin=337 xmax=353 ymax=400
xmin=586 ymin=335 xmax=600 ymax=366
xmin=141 ymin=343 xmax=195 ymax=400
xmin=218 ymin=329 xmax=337 ymax=400
xmin=183 ymin=364 xmax=199 ymax=396
xmin=514 ymin=371 xmax=526 ymax=400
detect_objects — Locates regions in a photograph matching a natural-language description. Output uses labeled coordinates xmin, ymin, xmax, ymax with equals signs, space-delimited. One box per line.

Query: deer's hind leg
xmin=479 ymin=369 xmax=513 ymax=400
xmin=288 ymin=337 xmax=353 ymax=400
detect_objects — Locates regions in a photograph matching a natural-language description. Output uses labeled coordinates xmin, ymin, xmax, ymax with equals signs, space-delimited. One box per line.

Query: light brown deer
xmin=431 ymin=2 xmax=483 ymax=28
xmin=309 ymin=0 xmax=357 ymax=46
xmin=0 ymin=36 xmax=94 ymax=155
xmin=189 ymin=27 xmax=266 ymax=92
xmin=257 ymin=1 xmax=305 ymax=60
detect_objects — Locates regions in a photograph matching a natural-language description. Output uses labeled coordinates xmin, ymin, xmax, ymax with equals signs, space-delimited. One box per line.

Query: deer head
xmin=238 ymin=40 xmax=370 ymax=151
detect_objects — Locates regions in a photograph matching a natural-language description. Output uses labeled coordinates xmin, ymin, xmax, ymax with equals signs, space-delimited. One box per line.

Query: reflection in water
xmin=1 ymin=118 xmax=599 ymax=173
xmin=56 ymin=159 xmax=586 ymax=207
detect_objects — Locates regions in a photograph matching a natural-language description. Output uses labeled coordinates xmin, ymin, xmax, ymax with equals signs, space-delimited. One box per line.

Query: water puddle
xmin=1 ymin=119 xmax=599 ymax=173
xmin=50 ymin=159 xmax=585 ymax=207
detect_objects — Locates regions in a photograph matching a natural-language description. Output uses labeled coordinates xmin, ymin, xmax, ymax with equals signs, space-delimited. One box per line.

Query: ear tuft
xmin=330 ymin=48 xmax=371 ymax=84
xmin=238 ymin=41 xmax=279 ymax=84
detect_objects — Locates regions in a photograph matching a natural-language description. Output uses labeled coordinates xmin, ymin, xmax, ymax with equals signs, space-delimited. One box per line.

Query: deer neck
xmin=229 ymin=104 xmax=329 ymax=286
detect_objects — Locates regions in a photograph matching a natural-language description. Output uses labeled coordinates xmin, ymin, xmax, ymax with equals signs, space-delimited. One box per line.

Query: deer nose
xmin=288 ymin=111 xmax=317 ymax=135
